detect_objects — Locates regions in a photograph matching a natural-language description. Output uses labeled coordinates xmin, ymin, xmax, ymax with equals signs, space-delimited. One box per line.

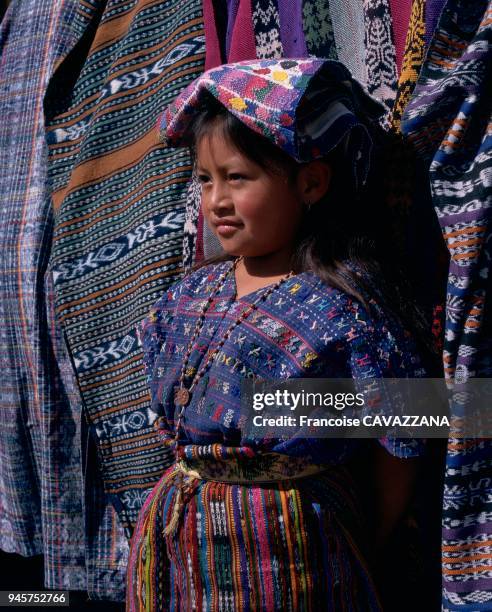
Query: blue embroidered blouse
xmin=138 ymin=261 xmax=426 ymax=463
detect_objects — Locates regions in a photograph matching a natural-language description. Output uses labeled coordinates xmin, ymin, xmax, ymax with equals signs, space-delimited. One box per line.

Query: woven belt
xmin=163 ymin=452 xmax=329 ymax=537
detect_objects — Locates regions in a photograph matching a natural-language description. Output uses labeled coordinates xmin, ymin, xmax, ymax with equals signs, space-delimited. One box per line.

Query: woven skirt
xmin=126 ymin=444 xmax=382 ymax=611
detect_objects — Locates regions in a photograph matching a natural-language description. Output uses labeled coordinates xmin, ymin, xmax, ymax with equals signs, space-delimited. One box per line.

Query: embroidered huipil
xmin=142 ymin=262 xmax=424 ymax=457
xmin=127 ymin=261 xmax=426 ymax=610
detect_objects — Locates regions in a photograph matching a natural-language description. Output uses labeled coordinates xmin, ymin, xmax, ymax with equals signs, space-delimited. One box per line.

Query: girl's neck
xmin=240 ymin=246 xmax=294 ymax=278
xmin=234 ymin=247 xmax=295 ymax=300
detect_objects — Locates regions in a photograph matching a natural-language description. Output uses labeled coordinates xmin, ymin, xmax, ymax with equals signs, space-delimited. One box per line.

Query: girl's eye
xmin=197 ymin=174 xmax=210 ymax=184
xmin=228 ymin=173 xmax=244 ymax=182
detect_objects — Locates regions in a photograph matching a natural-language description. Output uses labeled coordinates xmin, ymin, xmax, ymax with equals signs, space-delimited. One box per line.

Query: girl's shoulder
xmin=307 ymin=266 xmax=427 ymax=372
xmin=150 ymin=261 xmax=232 ymax=313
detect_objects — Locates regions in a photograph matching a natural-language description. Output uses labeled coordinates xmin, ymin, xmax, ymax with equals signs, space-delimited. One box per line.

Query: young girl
xmin=127 ymin=59 xmax=431 ymax=611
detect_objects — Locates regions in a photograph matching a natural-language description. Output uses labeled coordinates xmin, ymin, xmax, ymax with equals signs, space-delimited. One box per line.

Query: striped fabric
xmin=44 ymin=0 xmax=205 ymax=534
xmin=401 ymin=1 xmax=492 ymax=608
xmin=0 ymin=0 xmax=127 ymax=599
xmin=127 ymin=449 xmax=382 ymax=611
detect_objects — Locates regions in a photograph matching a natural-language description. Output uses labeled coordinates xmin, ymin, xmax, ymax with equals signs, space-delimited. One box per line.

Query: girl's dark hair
xmin=188 ymin=94 xmax=439 ymax=369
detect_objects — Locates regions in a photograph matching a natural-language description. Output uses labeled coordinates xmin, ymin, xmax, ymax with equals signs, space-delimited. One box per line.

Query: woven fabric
xmin=226 ymin=0 xmax=241 ymax=56
xmin=302 ymin=0 xmax=337 ymax=59
xmin=424 ymin=0 xmax=447 ymax=48
xmin=401 ymin=1 xmax=492 ymax=607
xmin=136 ymin=261 xmax=426 ymax=459
xmin=44 ymin=0 xmax=205 ymax=533
xmin=228 ymin=0 xmax=258 ymax=61
xmin=363 ymin=0 xmax=398 ymax=112
xmin=329 ymin=0 xmax=366 ymax=88
xmin=388 ymin=0 xmax=412 ymax=74
xmin=390 ymin=0 xmax=426 ymax=133
xmin=125 ymin=260 xmax=427 ymax=609
xmin=127 ymin=452 xmax=381 ymax=611
xmin=160 ymin=58 xmax=386 ymax=190
xmin=203 ymin=0 xmax=223 ymax=69
xmin=278 ymin=0 xmax=307 ymax=56
xmin=252 ymin=0 xmax=284 ymax=58
xmin=0 ymin=0 xmax=128 ymax=599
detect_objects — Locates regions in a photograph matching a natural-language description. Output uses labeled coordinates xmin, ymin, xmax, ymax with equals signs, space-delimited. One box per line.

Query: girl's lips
xmin=215 ymin=224 xmax=243 ymax=237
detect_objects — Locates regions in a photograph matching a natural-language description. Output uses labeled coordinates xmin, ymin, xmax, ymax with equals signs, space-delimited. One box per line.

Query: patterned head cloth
xmin=159 ymin=58 xmax=387 ymax=190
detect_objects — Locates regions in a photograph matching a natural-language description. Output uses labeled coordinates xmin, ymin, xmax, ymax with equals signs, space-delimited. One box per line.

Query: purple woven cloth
xmin=424 ymin=0 xmax=447 ymax=47
xmin=226 ymin=0 xmax=241 ymax=56
xmin=278 ymin=0 xmax=307 ymax=56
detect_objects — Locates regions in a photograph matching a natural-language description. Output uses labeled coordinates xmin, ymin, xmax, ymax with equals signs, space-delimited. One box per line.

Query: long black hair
xmin=187 ymin=94 xmax=439 ymax=367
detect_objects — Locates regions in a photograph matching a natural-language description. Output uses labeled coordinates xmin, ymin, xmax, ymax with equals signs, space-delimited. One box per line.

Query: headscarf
xmin=159 ymin=58 xmax=387 ymax=190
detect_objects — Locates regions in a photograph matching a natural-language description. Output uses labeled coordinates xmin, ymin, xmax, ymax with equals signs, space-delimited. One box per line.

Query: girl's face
xmin=197 ymin=129 xmax=305 ymax=261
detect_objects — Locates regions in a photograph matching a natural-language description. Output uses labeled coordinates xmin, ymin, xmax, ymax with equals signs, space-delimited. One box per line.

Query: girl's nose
xmin=208 ymin=182 xmax=233 ymax=212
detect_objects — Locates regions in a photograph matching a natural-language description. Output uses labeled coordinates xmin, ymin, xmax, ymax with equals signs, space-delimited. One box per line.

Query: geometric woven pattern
xmin=45 ymin=0 xmax=205 ymax=533
xmin=402 ymin=1 xmax=492 ymax=607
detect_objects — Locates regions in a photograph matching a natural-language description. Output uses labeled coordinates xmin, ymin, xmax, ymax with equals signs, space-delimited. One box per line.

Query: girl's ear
xmin=296 ymin=161 xmax=332 ymax=205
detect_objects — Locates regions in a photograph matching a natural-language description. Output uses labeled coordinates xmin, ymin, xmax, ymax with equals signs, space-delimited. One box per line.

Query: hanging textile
xmin=228 ymin=0 xmax=257 ymax=61
xmin=385 ymin=0 xmax=426 ymax=244
xmin=424 ymin=0 xmax=447 ymax=48
xmin=253 ymin=0 xmax=284 ymax=58
xmin=44 ymin=0 xmax=205 ymax=533
xmin=390 ymin=0 xmax=426 ymax=132
xmin=329 ymin=0 xmax=366 ymax=87
xmin=401 ymin=1 xmax=492 ymax=608
xmin=388 ymin=0 xmax=412 ymax=75
xmin=278 ymin=0 xmax=307 ymax=56
xmin=203 ymin=0 xmax=223 ymax=69
xmin=302 ymin=0 xmax=337 ymax=59
xmin=0 ymin=0 xmax=128 ymax=599
xmin=363 ymin=0 xmax=398 ymax=111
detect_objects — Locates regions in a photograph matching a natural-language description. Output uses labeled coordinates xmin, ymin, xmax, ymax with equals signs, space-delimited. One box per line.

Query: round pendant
xmin=175 ymin=386 xmax=191 ymax=407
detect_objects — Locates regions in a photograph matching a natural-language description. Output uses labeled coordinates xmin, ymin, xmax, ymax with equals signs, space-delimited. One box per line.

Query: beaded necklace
xmin=172 ymin=256 xmax=294 ymax=445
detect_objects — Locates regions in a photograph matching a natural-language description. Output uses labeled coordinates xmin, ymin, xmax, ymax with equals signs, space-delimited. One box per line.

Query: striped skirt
xmin=126 ymin=444 xmax=382 ymax=611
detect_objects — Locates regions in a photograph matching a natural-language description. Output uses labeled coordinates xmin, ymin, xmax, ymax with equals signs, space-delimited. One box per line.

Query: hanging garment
xmin=44 ymin=0 xmax=205 ymax=533
xmin=363 ymin=0 xmax=398 ymax=112
xmin=253 ymin=0 xmax=284 ymax=58
xmin=424 ymin=0 xmax=447 ymax=48
xmin=0 ymin=0 xmax=128 ymax=599
xmin=228 ymin=0 xmax=257 ymax=61
xmin=301 ymin=0 xmax=337 ymax=59
xmin=388 ymin=0 xmax=412 ymax=75
xmin=278 ymin=0 xmax=307 ymax=56
xmin=203 ymin=0 xmax=223 ymax=69
xmin=390 ymin=0 xmax=426 ymax=132
xmin=329 ymin=0 xmax=366 ymax=87
xmin=401 ymin=1 xmax=492 ymax=608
